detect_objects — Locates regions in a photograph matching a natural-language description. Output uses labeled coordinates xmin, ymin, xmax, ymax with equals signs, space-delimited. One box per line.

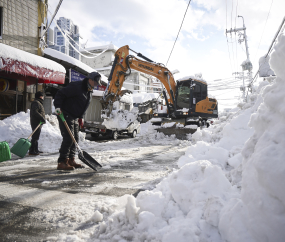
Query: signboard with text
xmin=69 ymin=68 xmax=86 ymax=83
xmin=69 ymin=68 xmax=106 ymax=91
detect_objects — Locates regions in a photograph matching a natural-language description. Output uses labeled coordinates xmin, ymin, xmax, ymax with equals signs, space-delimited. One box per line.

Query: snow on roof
xmin=131 ymin=92 xmax=160 ymax=103
xmin=178 ymin=75 xmax=207 ymax=84
xmin=44 ymin=48 xmax=108 ymax=83
xmin=95 ymin=66 xmax=112 ymax=71
xmin=0 ymin=43 xmax=65 ymax=73
xmin=81 ymin=43 xmax=118 ymax=53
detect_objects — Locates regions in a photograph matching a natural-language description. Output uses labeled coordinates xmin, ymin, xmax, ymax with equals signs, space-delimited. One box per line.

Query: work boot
xmin=29 ymin=150 xmax=39 ymax=156
xmin=29 ymin=145 xmax=39 ymax=156
xmin=57 ymin=158 xmax=75 ymax=170
xmin=68 ymin=157 xmax=85 ymax=169
xmin=35 ymin=141 xmax=43 ymax=153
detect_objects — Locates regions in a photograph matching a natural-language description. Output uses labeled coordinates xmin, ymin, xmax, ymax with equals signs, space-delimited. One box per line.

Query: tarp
xmin=0 ymin=43 xmax=66 ymax=84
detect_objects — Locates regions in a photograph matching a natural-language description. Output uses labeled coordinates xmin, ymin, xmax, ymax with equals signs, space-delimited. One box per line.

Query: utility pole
xmin=226 ymin=16 xmax=253 ymax=101
xmin=233 ymin=72 xmax=246 ymax=101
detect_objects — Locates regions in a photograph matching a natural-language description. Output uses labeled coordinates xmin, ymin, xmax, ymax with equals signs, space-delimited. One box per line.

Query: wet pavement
xmin=0 ymin=135 xmax=189 ymax=241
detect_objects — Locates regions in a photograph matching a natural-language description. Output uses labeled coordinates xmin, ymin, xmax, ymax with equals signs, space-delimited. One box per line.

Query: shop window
xmin=27 ymin=84 xmax=37 ymax=93
xmin=0 ymin=7 xmax=2 ymax=39
xmin=0 ymin=94 xmax=16 ymax=119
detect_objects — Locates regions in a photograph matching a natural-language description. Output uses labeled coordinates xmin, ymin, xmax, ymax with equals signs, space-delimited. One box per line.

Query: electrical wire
xmin=166 ymin=0 xmax=192 ymax=66
xmin=213 ymin=88 xmax=239 ymax=96
xmin=253 ymin=0 xmax=274 ymax=64
xmin=49 ymin=13 xmax=109 ymax=59
xmin=225 ymin=0 xmax=233 ymax=73
xmin=229 ymin=0 xmax=238 ymax=72
xmin=250 ymin=15 xmax=285 ymax=85
xmin=41 ymin=0 xmax=63 ymax=38
xmin=46 ymin=6 xmax=105 ymax=58
xmin=45 ymin=3 xmax=103 ymax=58
xmin=235 ymin=0 xmax=239 ymax=72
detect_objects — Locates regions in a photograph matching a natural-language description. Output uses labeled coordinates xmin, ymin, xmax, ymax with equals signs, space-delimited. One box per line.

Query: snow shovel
xmin=57 ymin=112 xmax=102 ymax=171
xmin=0 ymin=141 xmax=11 ymax=162
xmin=10 ymin=121 xmax=43 ymax=158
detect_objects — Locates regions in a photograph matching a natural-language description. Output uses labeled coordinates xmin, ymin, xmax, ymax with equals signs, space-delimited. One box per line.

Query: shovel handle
xmin=58 ymin=113 xmax=82 ymax=153
xmin=57 ymin=112 xmax=66 ymax=122
xmin=27 ymin=121 xmax=43 ymax=140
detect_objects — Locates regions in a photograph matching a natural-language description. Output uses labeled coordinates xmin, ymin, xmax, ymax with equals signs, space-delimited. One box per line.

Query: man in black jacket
xmin=29 ymin=91 xmax=46 ymax=155
xmin=54 ymin=72 xmax=101 ymax=170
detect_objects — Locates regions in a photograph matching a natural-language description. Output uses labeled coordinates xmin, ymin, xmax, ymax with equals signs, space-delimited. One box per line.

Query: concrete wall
xmin=0 ymin=0 xmax=39 ymax=55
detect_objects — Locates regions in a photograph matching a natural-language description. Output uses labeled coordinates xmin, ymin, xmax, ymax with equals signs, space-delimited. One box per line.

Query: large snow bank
xmin=75 ymin=80 xmax=266 ymax=242
xmin=219 ymin=34 xmax=285 ymax=242
xmin=73 ymin=37 xmax=285 ymax=241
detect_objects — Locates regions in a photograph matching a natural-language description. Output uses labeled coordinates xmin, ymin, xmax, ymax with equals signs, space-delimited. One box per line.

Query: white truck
xmin=81 ymin=92 xmax=141 ymax=140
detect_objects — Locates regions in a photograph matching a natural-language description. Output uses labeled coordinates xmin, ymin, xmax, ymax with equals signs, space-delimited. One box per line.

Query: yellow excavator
xmin=101 ymin=45 xmax=218 ymax=132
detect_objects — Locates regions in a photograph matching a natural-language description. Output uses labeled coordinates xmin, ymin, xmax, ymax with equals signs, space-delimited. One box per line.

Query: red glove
xmin=78 ymin=118 xmax=84 ymax=128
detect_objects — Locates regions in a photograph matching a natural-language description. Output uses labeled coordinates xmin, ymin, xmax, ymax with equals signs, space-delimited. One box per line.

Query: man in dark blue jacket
xmin=54 ymin=72 xmax=101 ymax=170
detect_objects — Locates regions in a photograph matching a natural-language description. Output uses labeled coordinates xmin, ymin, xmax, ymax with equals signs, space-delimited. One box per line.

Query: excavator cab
xmin=175 ymin=79 xmax=208 ymax=111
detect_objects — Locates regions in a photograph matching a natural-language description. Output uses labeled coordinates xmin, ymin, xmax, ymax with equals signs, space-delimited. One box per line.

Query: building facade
xmin=0 ymin=0 xmax=39 ymax=55
xmin=80 ymin=44 xmax=157 ymax=93
xmin=0 ymin=0 xmax=66 ymax=120
xmin=48 ymin=17 xmax=80 ymax=60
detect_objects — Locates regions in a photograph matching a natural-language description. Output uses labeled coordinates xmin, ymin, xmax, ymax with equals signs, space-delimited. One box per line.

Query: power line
xmin=41 ymin=0 xmax=63 ymax=38
xmin=214 ymin=88 xmax=239 ymax=96
xmin=253 ymin=0 xmax=274 ymax=63
xmin=235 ymin=0 xmax=238 ymax=70
xmin=225 ymin=0 xmax=233 ymax=73
xmin=166 ymin=0 xmax=192 ymax=66
xmin=250 ymin=15 xmax=285 ymax=85
xmin=46 ymin=8 xmax=109 ymax=59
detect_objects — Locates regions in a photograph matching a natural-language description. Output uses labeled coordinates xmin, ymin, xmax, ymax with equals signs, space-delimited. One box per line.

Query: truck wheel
xmin=91 ymin=133 xmax=99 ymax=138
xmin=131 ymin=130 xmax=137 ymax=138
xmin=112 ymin=131 xmax=118 ymax=140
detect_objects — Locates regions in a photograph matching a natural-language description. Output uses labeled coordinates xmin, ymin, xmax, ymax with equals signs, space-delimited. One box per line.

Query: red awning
xmin=0 ymin=57 xmax=65 ymax=84
xmin=0 ymin=43 xmax=66 ymax=84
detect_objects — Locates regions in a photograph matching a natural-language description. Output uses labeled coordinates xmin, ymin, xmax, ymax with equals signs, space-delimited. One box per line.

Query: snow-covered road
xmin=0 ymin=134 xmax=189 ymax=241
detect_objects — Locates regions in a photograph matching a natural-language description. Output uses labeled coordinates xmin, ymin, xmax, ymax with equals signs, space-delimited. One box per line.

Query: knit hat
xmin=88 ymin=72 xmax=102 ymax=86
xmin=35 ymin=91 xmax=44 ymax=99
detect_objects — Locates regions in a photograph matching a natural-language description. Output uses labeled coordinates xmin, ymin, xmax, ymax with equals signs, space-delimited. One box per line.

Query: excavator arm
xmin=101 ymin=45 xmax=176 ymax=114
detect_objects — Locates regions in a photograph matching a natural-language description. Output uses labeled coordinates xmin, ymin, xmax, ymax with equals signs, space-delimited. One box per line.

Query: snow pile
xmin=103 ymin=108 xmax=139 ymax=130
xmin=259 ymin=55 xmax=275 ymax=77
xmin=131 ymin=92 xmax=160 ymax=104
xmin=0 ymin=111 xmax=90 ymax=154
xmin=89 ymin=161 xmax=238 ymax=241
xmin=0 ymin=43 xmax=65 ymax=73
xmin=219 ymin=34 xmax=285 ymax=242
xmin=120 ymin=93 xmax=133 ymax=104
xmin=74 ymin=36 xmax=285 ymax=242
xmin=178 ymin=75 xmax=207 ymax=84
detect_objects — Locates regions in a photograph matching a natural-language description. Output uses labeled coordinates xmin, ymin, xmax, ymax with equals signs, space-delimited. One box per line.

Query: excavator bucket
xmin=155 ymin=119 xmax=197 ymax=140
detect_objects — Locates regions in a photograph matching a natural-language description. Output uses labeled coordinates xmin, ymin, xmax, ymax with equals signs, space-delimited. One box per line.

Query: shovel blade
xmin=78 ymin=151 xmax=102 ymax=171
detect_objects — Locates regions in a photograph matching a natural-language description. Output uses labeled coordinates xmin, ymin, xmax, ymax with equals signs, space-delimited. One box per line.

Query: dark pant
xmin=57 ymin=114 xmax=79 ymax=163
xmin=29 ymin=122 xmax=42 ymax=153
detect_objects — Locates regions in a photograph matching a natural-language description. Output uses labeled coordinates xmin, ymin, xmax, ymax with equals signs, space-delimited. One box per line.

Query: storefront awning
xmin=0 ymin=43 xmax=66 ymax=84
